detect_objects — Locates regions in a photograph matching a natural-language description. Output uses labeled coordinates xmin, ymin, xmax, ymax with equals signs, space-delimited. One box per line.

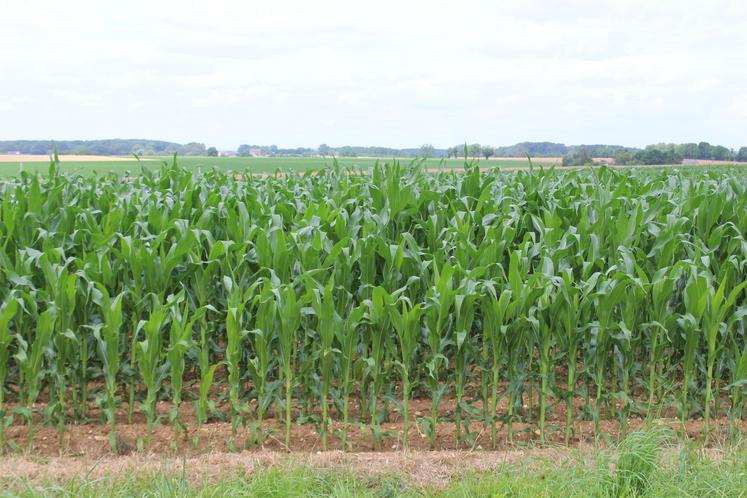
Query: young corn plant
xmin=363 ymin=286 xmax=394 ymax=449
xmin=531 ymin=284 xmax=555 ymax=445
xmin=190 ymin=271 xmax=219 ymax=447
xmin=337 ymin=301 xmax=365 ymax=451
xmin=680 ymin=269 xmax=709 ymax=425
xmin=248 ymin=285 xmax=276 ymax=447
xmin=167 ymin=293 xmax=206 ymax=443
xmin=276 ymin=284 xmax=302 ymax=449
xmin=423 ymin=263 xmax=455 ymax=448
xmin=0 ymin=297 xmax=20 ymax=451
xmin=645 ymin=266 xmax=680 ymax=416
xmin=480 ymin=283 xmax=510 ymax=449
xmin=553 ymin=270 xmax=586 ymax=444
xmin=92 ymin=288 xmax=124 ymax=453
xmin=503 ymin=250 xmax=543 ymax=444
xmin=590 ymin=274 xmax=628 ymax=436
xmin=135 ymin=299 xmax=169 ymax=448
xmin=453 ymin=278 xmax=477 ymax=448
xmin=224 ymin=276 xmax=249 ymax=452
xmin=701 ymin=273 xmax=747 ymax=438
xmin=389 ymin=298 xmax=423 ymax=449
xmin=15 ymin=307 xmax=57 ymax=450
xmin=311 ymin=280 xmax=342 ymax=450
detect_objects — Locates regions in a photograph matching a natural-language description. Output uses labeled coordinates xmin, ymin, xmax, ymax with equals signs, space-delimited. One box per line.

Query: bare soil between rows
xmin=2 ymin=383 xmax=743 ymax=455
xmin=1 ymin=395 xmax=743 ymax=487
xmin=4 ymin=415 xmax=739 ymax=456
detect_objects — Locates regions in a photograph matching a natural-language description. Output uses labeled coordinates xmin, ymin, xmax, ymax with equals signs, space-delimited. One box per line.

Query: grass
xmin=2 ymin=429 xmax=746 ymax=497
xmin=0 ymin=155 xmax=556 ymax=177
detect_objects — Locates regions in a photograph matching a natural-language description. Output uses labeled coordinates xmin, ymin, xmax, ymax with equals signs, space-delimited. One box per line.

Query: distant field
xmin=0 ymin=155 xmax=560 ymax=177
xmin=0 ymin=154 xmax=745 ymax=177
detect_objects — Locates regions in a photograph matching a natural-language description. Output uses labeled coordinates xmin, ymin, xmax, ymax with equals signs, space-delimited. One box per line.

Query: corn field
xmin=0 ymin=159 xmax=746 ymax=452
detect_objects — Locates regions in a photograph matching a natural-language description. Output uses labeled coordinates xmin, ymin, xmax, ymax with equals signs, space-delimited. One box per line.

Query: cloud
xmin=1 ymin=0 xmax=745 ymax=149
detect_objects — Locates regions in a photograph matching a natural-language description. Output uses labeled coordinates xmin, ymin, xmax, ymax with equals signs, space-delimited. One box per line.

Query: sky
xmin=2 ymin=0 xmax=746 ymax=150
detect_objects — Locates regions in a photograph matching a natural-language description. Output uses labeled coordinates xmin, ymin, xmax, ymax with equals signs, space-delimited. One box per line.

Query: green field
xmin=1 ymin=161 xmax=747 ymax=457
xmin=2 ymin=155 xmax=745 ymax=178
xmin=0 ymin=155 xmax=561 ymax=177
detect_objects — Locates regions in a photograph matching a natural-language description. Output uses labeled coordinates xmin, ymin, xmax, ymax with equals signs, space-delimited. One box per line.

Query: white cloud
xmin=1 ymin=0 xmax=745 ymax=149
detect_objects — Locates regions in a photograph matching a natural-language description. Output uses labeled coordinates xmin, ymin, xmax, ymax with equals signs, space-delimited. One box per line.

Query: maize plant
xmin=224 ymin=276 xmax=248 ymax=451
xmin=135 ymin=298 xmax=169 ymax=448
xmin=310 ymin=280 xmax=341 ymax=450
xmin=0 ymin=296 xmax=19 ymax=450
xmin=92 ymin=288 xmax=124 ymax=452
xmin=248 ymin=283 xmax=275 ymax=447
xmin=16 ymin=307 xmax=57 ymax=450
xmin=389 ymin=297 xmax=423 ymax=448
xmin=276 ymin=284 xmax=303 ymax=448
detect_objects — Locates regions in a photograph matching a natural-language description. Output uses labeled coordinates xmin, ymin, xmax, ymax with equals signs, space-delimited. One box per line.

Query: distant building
xmin=219 ymin=150 xmax=237 ymax=157
xmin=249 ymin=147 xmax=265 ymax=157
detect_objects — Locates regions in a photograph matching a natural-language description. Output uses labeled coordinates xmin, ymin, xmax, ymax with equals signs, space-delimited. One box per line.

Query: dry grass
xmin=0 ymin=447 xmax=580 ymax=487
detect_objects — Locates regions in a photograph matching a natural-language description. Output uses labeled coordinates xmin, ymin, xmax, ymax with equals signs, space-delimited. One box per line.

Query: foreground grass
xmin=3 ymin=429 xmax=747 ymax=497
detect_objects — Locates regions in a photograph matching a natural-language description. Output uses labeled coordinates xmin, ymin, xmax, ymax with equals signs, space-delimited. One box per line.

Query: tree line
xmin=563 ymin=142 xmax=747 ymax=166
xmin=0 ymin=140 xmax=213 ymax=157
xmin=3 ymin=139 xmax=745 ymax=164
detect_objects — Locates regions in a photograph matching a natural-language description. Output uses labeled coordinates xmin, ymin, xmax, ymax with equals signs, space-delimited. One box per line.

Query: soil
xmin=1 ymin=392 xmax=742 ymax=457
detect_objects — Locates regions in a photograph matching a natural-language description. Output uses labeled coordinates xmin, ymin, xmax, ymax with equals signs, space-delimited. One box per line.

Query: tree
xmin=179 ymin=142 xmax=207 ymax=156
xmin=675 ymin=143 xmax=699 ymax=159
xmin=237 ymin=144 xmax=251 ymax=156
xmin=338 ymin=146 xmax=357 ymax=157
xmin=418 ymin=144 xmax=435 ymax=158
xmin=737 ymin=147 xmax=747 ymax=162
xmin=318 ymin=144 xmax=332 ymax=156
xmin=697 ymin=142 xmax=712 ymax=160
xmin=613 ymin=149 xmax=636 ymax=165
xmin=207 ymin=147 xmax=218 ymax=157
xmin=467 ymin=143 xmax=482 ymax=158
xmin=712 ymin=145 xmax=733 ymax=161
xmin=562 ymin=147 xmax=593 ymax=166
xmin=482 ymin=146 xmax=495 ymax=160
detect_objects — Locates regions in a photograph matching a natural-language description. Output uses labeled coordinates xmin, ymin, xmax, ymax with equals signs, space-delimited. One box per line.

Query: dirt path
xmin=0 ymin=446 xmax=587 ymax=487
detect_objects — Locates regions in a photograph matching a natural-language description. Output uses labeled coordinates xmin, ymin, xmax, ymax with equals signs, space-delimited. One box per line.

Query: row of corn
xmin=0 ymin=159 xmax=745 ymax=452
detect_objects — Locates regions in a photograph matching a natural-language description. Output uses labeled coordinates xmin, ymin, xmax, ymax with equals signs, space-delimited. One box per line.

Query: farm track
xmin=0 ymin=446 xmax=587 ymax=487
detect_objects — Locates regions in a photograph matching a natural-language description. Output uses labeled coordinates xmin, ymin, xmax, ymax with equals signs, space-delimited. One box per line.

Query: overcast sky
xmin=2 ymin=0 xmax=746 ymax=150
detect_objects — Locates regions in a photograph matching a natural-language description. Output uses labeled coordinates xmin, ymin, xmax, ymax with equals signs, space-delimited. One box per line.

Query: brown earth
xmin=1 ymin=390 xmax=742 ymax=457
xmin=683 ymin=159 xmax=747 ymax=165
